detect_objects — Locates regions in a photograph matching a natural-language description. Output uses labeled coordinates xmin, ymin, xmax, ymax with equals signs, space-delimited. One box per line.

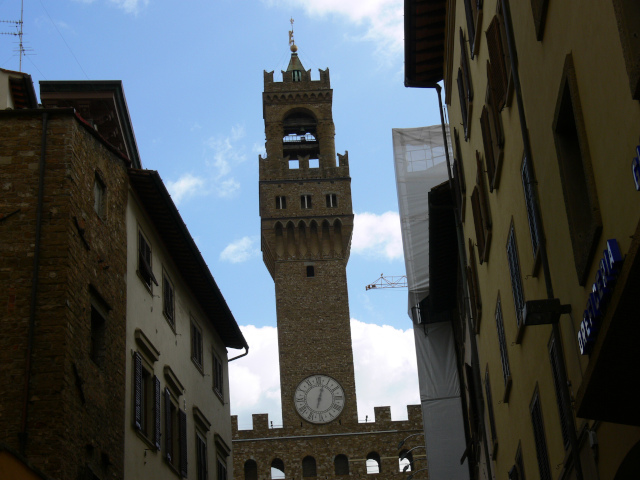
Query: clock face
xmin=294 ymin=375 xmax=345 ymax=424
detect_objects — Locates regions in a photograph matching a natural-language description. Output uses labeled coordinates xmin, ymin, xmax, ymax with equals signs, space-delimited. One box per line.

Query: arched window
xmin=334 ymin=454 xmax=349 ymax=475
xmin=302 ymin=456 xmax=317 ymax=477
xmin=271 ymin=458 xmax=285 ymax=479
xmin=244 ymin=459 xmax=258 ymax=480
xmin=366 ymin=452 xmax=381 ymax=474
xmin=399 ymin=450 xmax=413 ymax=472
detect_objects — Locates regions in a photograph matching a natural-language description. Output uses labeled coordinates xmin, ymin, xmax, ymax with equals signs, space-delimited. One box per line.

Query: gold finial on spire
xmin=289 ymin=17 xmax=298 ymax=52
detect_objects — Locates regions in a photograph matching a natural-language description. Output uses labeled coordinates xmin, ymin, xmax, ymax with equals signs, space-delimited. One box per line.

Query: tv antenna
xmin=1 ymin=0 xmax=28 ymax=71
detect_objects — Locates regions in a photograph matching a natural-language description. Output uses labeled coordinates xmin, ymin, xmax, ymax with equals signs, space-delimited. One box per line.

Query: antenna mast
xmin=1 ymin=0 xmax=26 ymax=71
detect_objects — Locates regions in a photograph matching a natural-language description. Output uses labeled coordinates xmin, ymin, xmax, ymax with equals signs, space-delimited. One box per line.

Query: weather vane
xmin=288 ymin=17 xmax=297 ymax=52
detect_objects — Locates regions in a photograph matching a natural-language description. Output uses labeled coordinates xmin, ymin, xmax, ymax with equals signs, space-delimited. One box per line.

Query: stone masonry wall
xmin=0 ymin=111 xmax=128 ymax=480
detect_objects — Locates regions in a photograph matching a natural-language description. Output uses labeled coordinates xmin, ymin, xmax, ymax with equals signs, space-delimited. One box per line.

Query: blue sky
xmin=1 ymin=0 xmax=443 ymax=426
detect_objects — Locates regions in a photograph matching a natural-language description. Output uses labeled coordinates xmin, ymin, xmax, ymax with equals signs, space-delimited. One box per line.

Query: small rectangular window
xmin=507 ymin=222 xmax=525 ymax=340
xmin=196 ymin=432 xmax=208 ymax=480
xmin=94 ymin=173 xmax=106 ymax=218
xmin=495 ymin=294 xmax=512 ymax=401
xmin=521 ymin=155 xmax=541 ymax=266
xmin=133 ymin=352 xmax=161 ymax=449
xmin=530 ymin=387 xmax=552 ymax=480
xmin=276 ymin=196 xmax=287 ymax=209
xmin=213 ymin=353 xmax=224 ymax=399
xmin=301 ymin=195 xmax=312 ymax=209
xmin=309 ymin=158 xmax=319 ymax=168
xmin=467 ymin=238 xmax=482 ymax=331
xmin=471 ymin=152 xmax=492 ymax=264
xmin=289 ymin=159 xmax=300 ymax=169
xmin=163 ymin=273 xmax=175 ymax=326
xmin=306 ymin=265 xmax=315 ymax=277
xmin=90 ymin=305 xmax=107 ymax=367
xmin=217 ymin=459 xmax=227 ymax=480
xmin=138 ymin=230 xmax=157 ymax=289
xmin=191 ymin=321 xmax=203 ymax=370
xmin=326 ymin=194 xmax=337 ymax=208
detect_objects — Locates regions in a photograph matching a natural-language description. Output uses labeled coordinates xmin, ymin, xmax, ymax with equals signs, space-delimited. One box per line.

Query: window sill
xmin=213 ymin=388 xmax=224 ymax=405
xmin=164 ymin=457 xmax=182 ymax=478
xmin=134 ymin=428 xmax=158 ymax=452
xmin=191 ymin=357 xmax=204 ymax=376
xmin=136 ymin=269 xmax=153 ymax=295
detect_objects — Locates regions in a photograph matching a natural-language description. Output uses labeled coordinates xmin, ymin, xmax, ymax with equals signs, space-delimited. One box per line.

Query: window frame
xmin=467 ymin=238 xmax=482 ymax=332
xmin=276 ymin=196 xmax=287 ymax=209
xmin=163 ymin=271 xmax=176 ymax=328
xmin=463 ymin=0 xmax=483 ymax=57
xmin=453 ymin=128 xmax=467 ymax=222
xmin=495 ymin=293 xmax=512 ymax=402
xmin=326 ymin=193 xmax=338 ymax=208
xmin=484 ymin=366 xmax=499 ymax=459
xmin=471 ymin=151 xmax=492 ymax=264
xmin=521 ymin=154 xmax=542 ymax=275
xmin=196 ymin=430 xmax=208 ymax=480
xmin=213 ymin=351 xmax=224 ymax=401
xmin=138 ymin=229 xmax=158 ymax=291
xmin=164 ymin=387 xmax=188 ymax=477
xmin=301 ymin=194 xmax=312 ymax=209
xmin=93 ymin=171 xmax=106 ymax=219
xmin=548 ymin=335 xmax=571 ymax=450
xmin=530 ymin=386 xmax=552 ymax=480
xmin=191 ymin=319 xmax=204 ymax=372
xmin=507 ymin=221 xmax=525 ymax=343
xmin=133 ymin=351 xmax=161 ymax=450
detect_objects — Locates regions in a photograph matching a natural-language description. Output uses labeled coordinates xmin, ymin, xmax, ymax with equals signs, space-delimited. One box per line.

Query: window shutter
xmin=480 ymin=106 xmax=495 ymax=189
xmin=165 ymin=388 xmax=173 ymax=462
xmin=486 ymin=16 xmax=508 ymax=110
xmin=179 ymin=409 xmax=188 ymax=477
xmin=463 ymin=0 xmax=476 ymax=53
xmin=471 ymin=187 xmax=485 ymax=260
xmin=476 ymin=152 xmax=492 ymax=262
xmin=154 ymin=376 xmax=161 ymax=450
xmin=486 ymin=64 xmax=504 ymax=150
xmin=134 ymin=352 xmax=142 ymax=430
xmin=457 ymin=70 xmax=469 ymax=139
xmin=468 ymin=238 xmax=482 ymax=329
xmin=460 ymin=29 xmax=473 ymax=103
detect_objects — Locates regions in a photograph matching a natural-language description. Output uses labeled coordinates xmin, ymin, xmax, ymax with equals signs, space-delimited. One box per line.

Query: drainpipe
xmin=20 ymin=112 xmax=49 ymax=455
xmin=228 ymin=345 xmax=249 ymax=362
xmin=499 ymin=1 xmax=584 ymax=478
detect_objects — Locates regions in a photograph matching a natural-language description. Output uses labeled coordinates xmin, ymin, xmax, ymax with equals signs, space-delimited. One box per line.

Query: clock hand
xmin=316 ymin=386 xmax=324 ymax=408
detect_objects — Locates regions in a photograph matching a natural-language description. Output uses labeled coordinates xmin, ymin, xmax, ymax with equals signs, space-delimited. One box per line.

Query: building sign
xmin=578 ymin=239 xmax=624 ymax=355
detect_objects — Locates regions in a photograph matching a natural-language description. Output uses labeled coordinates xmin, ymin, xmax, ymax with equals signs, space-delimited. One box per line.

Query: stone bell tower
xmin=259 ymin=41 xmax=357 ymax=431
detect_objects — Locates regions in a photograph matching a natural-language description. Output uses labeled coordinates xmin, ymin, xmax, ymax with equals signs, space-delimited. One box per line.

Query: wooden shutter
xmin=460 ymin=29 xmax=473 ymax=103
xmin=154 ymin=376 xmax=161 ymax=450
xmin=486 ymin=16 xmax=508 ymax=110
xmin=165 ymin=388 xmax=173 ymax=462
xmin=471 ymin=188 xmax=485 ymax=262
xmin=468 ymin=238 xmax=482 ymax=329
xmin=179 ymin=409 xmax=188 ymax=477
xmin=463 ymin=0 xmax=476 ymax=53
xmin=476 ymin=151 xmax=492 ymax=263
xmin=133 ymin=352 xmax=142 ymax=430
xmin=480 ymin=106 xmax=495 ymax=189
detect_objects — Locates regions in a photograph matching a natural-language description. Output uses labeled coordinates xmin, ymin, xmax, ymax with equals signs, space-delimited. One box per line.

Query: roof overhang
xmin=40 ymin=80 xmax=141 ymax=168
xmin=128 ymin=169 xmax=248 ymax=351
xmin=404 ymin=0 xmax=448 ymax=87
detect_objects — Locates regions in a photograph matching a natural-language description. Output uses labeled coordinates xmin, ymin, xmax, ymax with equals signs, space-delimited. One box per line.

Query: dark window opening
xmin=245 ymin=460 xmax=258 ymax=480
xmin=302 ymin=456 xmax=317 ymax=477
xmin=521 ymin=155 xmax=541 ymax=266
xmin=552 ymin=53 xmax=601 ymax=285
xmin=276 ymin=196 xmax=287 ymax=209
xmin=485 ymin=367 xmax=499 ymax=458
xmin=366 ymin=452 xmax=380 ymax=474
xmin=292 ymin=70 xmax=301 ymax=82
xmin=214 ymin=353 xmax=224 ymax=399
xmin=530 ymin=388 xmax=552 ymax=480
xmin=306 ymin=265 xmax=315 ymax=277
xmin=301 ymin=195 xmax=312 ymax=209
xmin=507 ymin=223 xmax=525 ymax=338
xmin=133 ymin=352 xmax=161 ymax=449
xmin=217 ymin=459 xmax=227 ymax=480
xmin=163 ymin=274 xmax=175 ymax=326
xmin=283 ymin=112 xmax=319 ymax=159
xmin=334 ymin=455 xmax=349 ymax=475
xmin=399 ymin=450 xmax=413 ymax=472
xmin=612 ymin=0 xmax=640 ymax=99
xmin=326 ymin=193 xmax=337 ymax=208
xmin=196 ymin=432 xmax=207 ymax=480
xmin=191 ymin=321 xmax=203 ymax=370
xmin=138 ymin=231 xmax=155 ymax=289
xmin=495 ymin=294 xmax=512 ymax=401
xmin=94 ymin=173 xmax=106 ymax=218
xmin=90 ymin=304 xmax=107 ymax=367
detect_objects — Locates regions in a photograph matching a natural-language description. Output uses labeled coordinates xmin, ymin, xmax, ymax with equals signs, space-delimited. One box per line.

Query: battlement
xmin=264 ymin=67 xmax=331 ymax=91
xmin=232 ymin=404 xmax=423 ymax=440
xmin=259 ymin=151 xmax=350 ymax=182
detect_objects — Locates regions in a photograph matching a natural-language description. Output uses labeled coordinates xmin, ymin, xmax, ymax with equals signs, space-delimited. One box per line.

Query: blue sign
xmin=578 ymin=239 xmax=624 ymax=355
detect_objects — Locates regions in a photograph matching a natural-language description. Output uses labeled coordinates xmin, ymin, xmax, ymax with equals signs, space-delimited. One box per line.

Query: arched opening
xmin=333 ymin=219 xmax=343 ymax=255
xmin=302 ymin=456 xmax=317 ymax=477
xmin=275 ymin=222 xmax=284 ymax=258
xmin=244 ymin=459 xmax=258 ymax=480
xmin=309 ymin=221 xmax=319 ymax=256
xmin=286 ymin=221 xmax=296 ymax=257
xmin=614 ymin=440 xmax=640 ymax=480
xmin=271 ymin=458 xmax=285 ymax=479
xmin=398 ymin=450 xmax=413 ymax=472
xmin=366 ymin=452 xmax=381 ymax=474
xmin=321 ymin=220 xmax=331 ymax=256
xmin=298 ymin=221 xmax=307 ymax=256
xmin=334 ymin=454 xmax=349 ymax=475
xmin=282 ymin=110 xmax=319 ymax=161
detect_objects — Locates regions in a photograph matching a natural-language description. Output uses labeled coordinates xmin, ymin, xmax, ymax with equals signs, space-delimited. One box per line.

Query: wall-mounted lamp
xmin=406 ymin=467 xmax=429 ymax=480
xmin=522 ymin=299 xmax=571 ymax=327
xmin=397 ymin=432 xmax=425 ymax=450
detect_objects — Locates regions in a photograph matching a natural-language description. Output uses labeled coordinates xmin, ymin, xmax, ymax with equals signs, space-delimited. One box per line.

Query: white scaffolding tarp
xmin=392 ymin=126 xmax=450 ymax=315
xmin=393 ymin=126 xmax=469 ymax=480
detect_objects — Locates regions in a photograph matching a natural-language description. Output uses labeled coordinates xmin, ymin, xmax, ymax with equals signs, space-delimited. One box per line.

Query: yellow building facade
xmin=405 ymin=0 xmax=640 ymax=479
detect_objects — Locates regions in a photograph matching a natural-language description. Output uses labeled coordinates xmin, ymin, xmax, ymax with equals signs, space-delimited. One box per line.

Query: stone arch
xmin=333 ymin=219 xmax=343 ymax=255
xmin=321 ymin=219 xmax=332 ymax=256
xmin=302 ymin=456 xmax=317 ymax=477
xmin=398 ymin=449 xmax=413 ymax=472
xmin=286 ymin=221 xmax=296 ymax=257
xmin=309 ymin=220 xmax=320 ymax=256
xmin=298 ymin=220 xmax=308 ymax=256
xmin=366 ymin=452 xmax=381 ymax=474
xmin=614 ymin=440 xmax=640 ymax=480
xmin=275 ymin=222 xmax=284 ymax=258
xmin=334 ymin=454 xmax=349 ymax=475
xmin=271 ymin=458 xmax=285 ymax=479
xmin=244 ymin=459 xmax=258 ymax=480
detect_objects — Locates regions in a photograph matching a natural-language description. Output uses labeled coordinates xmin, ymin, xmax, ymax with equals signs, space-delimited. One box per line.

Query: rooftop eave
xmin=404 ymin=0 xmax=447 ymax=87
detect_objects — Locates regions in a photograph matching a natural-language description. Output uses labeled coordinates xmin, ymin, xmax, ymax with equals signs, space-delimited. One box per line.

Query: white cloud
xmin=220 ymin=237 xmax=260 ymax=263
xmin=352 ymin=211 xmax=403 ymax=260
xmin=229 ymin=319 xmax=419 ymax=429
xmin=266 ymin=0 xmax=404 ymax=61
xmin=109 ymin=0 xmax=149 ymax=14
xmin=166 ymin=173 xmax=207 ymax=205
xmin=217 ymin=178 xmax=240 ymax=198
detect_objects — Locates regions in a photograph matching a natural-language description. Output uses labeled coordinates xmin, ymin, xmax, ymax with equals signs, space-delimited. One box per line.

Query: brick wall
xmin=0 ymin=110 xmax=128 ymax=480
